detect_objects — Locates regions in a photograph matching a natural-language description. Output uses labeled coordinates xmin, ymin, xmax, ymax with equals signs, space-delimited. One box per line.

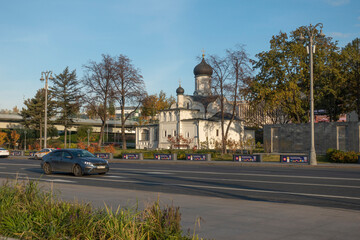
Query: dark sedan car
xmin=41 ymin=149 xmax=109 ymax=176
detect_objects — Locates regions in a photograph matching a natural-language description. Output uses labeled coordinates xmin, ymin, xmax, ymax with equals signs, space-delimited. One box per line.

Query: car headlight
xmin=83 ymin=161 xmax=94 ymax=166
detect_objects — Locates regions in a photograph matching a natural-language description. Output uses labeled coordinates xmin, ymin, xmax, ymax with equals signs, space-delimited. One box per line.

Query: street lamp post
xmin=24 ymin=130 xmax=27 ymax=151
xmin=40 ymin=71 xmax=54 ymax=149
xmin=299 ymin=23 xmax=325 ymax=166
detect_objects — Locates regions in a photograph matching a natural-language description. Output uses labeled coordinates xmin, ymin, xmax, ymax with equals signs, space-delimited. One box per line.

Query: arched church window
xmin=186 ymin=102 xmax=190 ymax=109
xmin=141 ymin=129 xmax=149 ymax=141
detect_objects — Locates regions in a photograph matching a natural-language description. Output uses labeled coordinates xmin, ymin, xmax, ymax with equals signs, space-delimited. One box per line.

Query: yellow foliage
xmin=0 ymin=132 xmax=7 ymax=146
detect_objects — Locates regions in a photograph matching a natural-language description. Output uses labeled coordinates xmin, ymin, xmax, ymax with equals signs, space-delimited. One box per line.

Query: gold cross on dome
xmin=201 ymin=48 xmax=205 ymax=58
xmin=178 ymin=79 xmax=181 ymax=87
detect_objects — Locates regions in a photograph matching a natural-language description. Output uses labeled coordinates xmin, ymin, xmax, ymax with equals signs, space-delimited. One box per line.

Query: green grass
xmin=0 ymin=179 xmax=203 ymax=240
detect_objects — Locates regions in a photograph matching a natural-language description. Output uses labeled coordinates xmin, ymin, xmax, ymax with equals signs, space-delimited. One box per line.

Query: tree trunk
xmin=64 ymin=126 xmax=67 ymax=148
xmin=98 ymin=122 xmax=105 ymax=146
xmin=39 ymin=122 xmax=43 ymax=150
xmin=121 ymin=105 xmax=127 ymax=150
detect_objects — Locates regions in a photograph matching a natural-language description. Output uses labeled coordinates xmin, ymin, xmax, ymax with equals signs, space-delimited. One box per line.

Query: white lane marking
xmin=102 ymin=171 xmax=360 ymax=189
xmin=178 ymin=176 xmax=360 ymax=189
xmin=18 ymin=177 xmax=76 ymax=183
xmin=104 ymin=175 xmax=126 ymax=178
xmin=0 ymin=163 xmax=39 ymax=167
xmin=145 ymin=171 xmax=172 ymax=175
xmin=62 ymin=176 xmax=360 ymax=201
xmin=111 ymin=167 xmax=360 ymax=181
xmin=0 ymin=171 xmax=28 ymax=176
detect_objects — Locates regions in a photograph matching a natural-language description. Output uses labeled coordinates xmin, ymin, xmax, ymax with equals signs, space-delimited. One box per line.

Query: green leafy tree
xmin=76 ymin=125 xmax=93 ymax=142
xmin=51 ymin=67 xmax=81 ymax=148
xmin=249 ymin=26 xmax=342 ymax=124
xmin=20 ymin=89 xmax=56 ymax=149
xmin=341 ymin=38 xmax=360 ymax=120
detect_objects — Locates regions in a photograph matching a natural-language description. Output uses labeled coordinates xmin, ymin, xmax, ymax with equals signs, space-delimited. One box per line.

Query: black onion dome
xmin=193 ymin=58 xmax=213 ymax=76
xmin=176 ymin=86 xmax=184 ymax=95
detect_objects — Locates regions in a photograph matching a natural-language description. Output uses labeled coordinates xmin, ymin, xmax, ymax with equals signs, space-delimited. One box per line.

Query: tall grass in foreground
xmin=0 ymin=179 xmax=202 ymax=240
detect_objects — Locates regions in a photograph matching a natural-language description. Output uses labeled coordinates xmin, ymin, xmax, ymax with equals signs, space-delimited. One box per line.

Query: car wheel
xmin=43 ymin=163 xmax=52 ymax=175
xmin=73 ymin=164 xmax=83 ymax=177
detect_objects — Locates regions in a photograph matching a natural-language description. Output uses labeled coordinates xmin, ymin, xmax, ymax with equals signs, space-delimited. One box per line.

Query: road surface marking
xmin=61 ymin=176 xmax=360 ymax=201
xmin=177 ymin=176 xmax=360 ymax=189
xmin=111 ymin=167 xmax=360 ymax=181
xmin=100 ymin=171 xmax=360 ymax=189
xmin=104 ymin=175 xmax=127 ymax=178
xmin=18 ymin=176 xmax=76 ymax=183
xmin=145 ymin=171 xmax=172 ymax=175
xmin=0 ymin=163 xmax=39 ymax=167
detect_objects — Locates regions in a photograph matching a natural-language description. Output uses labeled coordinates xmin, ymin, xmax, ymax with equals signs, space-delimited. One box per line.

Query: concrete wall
xmin=264 ymin=122 xmax=360 ymax=154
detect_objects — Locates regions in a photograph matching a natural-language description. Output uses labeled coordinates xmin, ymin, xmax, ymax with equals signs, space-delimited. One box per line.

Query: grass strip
xmin=0 ymin=179 xmax=203 ymax=240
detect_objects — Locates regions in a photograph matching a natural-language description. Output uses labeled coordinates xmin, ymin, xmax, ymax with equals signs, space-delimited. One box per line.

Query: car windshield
xmin=71 ymin=150 xmax=95 ymax=158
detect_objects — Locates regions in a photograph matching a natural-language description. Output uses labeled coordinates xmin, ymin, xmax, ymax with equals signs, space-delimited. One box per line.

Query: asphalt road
xmin=1 ymin=157 xmax=360 ymax=239
xmin=1 ymin=158 xmax=360 ymax=210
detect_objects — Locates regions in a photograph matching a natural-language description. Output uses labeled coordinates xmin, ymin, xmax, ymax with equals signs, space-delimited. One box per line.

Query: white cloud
xmin=324 ymin=0 xmax=350 ymax=6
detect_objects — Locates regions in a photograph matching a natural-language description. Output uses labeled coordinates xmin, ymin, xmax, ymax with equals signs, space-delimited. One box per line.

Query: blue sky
xmin=1 ymin=0 xmax=359 ymax=110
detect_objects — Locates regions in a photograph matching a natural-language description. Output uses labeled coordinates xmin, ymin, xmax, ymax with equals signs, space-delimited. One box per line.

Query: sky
xmin=0 ymin=0 xmax=359 ymax=110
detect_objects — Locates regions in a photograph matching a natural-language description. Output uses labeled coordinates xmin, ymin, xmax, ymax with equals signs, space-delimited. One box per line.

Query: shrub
xmin=104 ymin=144 xmax=115 ymax=154
xmin=77 ymin=142 xmax=86 ymax=150
xmin=326 ymin=148 xmax=359 ymax=163
xmin=0 ymin=179 xmax=198 ymax=240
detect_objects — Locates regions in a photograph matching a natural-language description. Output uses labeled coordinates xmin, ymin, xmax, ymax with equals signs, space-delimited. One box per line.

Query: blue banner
xmin=280 ymin=155 xmax=308 ymax=163
xmin=123 ymin=153 xmax=140 ymax=160
xmin=186 ymin=154 xmax=207 ymax=161
xmin=94 ymin=153 xmax=111 ymax=159
xmin=233 ymin=154 xmax=260 ymax=162
xmin=154 ymin=154 xmax=172 ymax=160
xmin=10 ymin=151 xmax=22 ymax=156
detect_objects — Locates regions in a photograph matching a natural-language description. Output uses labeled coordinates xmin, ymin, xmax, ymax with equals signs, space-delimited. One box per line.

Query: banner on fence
xmin=123 ymin=153 xmax=141 ymax=160
xmin=10 ymin=151 xmax=22 ymax=156
xmin=94 ymin=153 xmax=111 ymax=159
xmin=186 ymin=154 xmax=208 ymax=161
xmin=280 ymin=155 xmax=308 ymax=163
xmin=233 ymin=154 xmax=260 ymax=162
xmin=154 ymin=154 xmax=172 ymax=160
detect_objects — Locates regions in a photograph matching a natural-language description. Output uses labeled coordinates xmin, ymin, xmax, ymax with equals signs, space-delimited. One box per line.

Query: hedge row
xmin=326 ymin=149 xmax=359 ymax=163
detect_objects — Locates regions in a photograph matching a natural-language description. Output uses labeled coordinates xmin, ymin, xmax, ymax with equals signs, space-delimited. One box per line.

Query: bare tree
xmin=208 ymin=46 xmax=253 ymax=154
xmin=112 ymin=55 xmax=146 ymax=149
xmin=82 ymin=55 xmax=116 ymax=146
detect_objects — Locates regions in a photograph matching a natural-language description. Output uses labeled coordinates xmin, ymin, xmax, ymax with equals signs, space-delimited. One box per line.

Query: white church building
xmin=135 ymin=55 xmax=254 ymax=150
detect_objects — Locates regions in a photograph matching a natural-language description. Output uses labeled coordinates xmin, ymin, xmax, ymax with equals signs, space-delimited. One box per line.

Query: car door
xmin=47 ymin=151 xmax=63 ymax=171
xmin=58 ymin=151 xmax=74 ymax=172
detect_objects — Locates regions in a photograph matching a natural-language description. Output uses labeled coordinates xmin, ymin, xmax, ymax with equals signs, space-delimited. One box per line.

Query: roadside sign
xmin=280 ymin=155 xmax=308 ymax=163
xmin=123 ymin=153 xmax=141 ymax=160
xmin=186 ymin=154 xmax=208 ymax=161
xmin=154 ymin=154 xmax=172 ymax=160
xmin=10 ymin=151 xmax=22 ymax=156
xmin=233 ymin=154 xmax=261 ymax=162
xmin=94 ymin=152 xmax=111 ymax=159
